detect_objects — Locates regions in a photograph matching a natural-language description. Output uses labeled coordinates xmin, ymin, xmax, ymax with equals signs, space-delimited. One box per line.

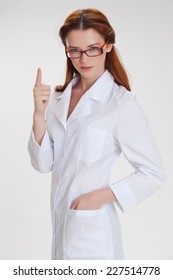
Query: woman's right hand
xmin=33 ymin=68 xmax=51 ymax=117
xmin=32 ymin=68 xmax=51 ymax=145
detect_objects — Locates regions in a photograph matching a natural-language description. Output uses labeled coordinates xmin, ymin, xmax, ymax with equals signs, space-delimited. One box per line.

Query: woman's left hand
xmin=70 ymin=187 xmax=116 ymax=210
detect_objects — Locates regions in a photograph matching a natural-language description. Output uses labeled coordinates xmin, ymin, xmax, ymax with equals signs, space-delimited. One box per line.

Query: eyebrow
xmin=68 ymin=43 xmax=101 ymax=49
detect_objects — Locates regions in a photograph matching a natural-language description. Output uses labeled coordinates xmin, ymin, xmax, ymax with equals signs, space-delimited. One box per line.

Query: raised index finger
xmin=34 ymin=68 xmax=42 ymax=86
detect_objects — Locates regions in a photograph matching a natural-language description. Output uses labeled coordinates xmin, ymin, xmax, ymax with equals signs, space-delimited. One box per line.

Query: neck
xmin=80 ymin=79 xmax=95 ymax=92
xmin=76 ymin=70 xmax=105 ymax=93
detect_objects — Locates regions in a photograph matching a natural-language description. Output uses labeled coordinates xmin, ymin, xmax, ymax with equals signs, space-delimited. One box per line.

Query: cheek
xmin=70 ymin=59 xmax=80 ymax=69
xmin=95 ymin=54 xmax=106 ymax=65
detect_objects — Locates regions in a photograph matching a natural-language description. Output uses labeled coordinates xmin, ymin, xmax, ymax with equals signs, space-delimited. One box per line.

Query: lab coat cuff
xmin=109 ymin=181 xmax=136 ymax=213
xmin=28 ymin=129 xmax=52 ymax=155
xmin=27 ymin=128 xmax=54 ymax=173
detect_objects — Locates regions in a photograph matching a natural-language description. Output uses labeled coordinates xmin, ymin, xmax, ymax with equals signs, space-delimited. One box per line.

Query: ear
xmin=106 ymin=43 xmax=113 ymax=53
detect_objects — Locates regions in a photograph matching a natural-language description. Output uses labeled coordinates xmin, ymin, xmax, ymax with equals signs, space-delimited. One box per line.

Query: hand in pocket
xmin=70 ymin=187 xmax=115 ymax=210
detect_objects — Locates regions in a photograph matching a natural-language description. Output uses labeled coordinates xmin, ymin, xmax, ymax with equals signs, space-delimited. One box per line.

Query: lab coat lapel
xmin=53 ymin=70 xmax=116 ymax=127
xmin=67 ymin=70 xmax=116 ymax=125
xmin=87 ymin=70 xmax=115 ymax=104
xmin=67 ymin=95 xmax=92 ymax=125
xmin=82 ymin=70 xmax=116 ymax=118
xmin=53 ymin=82 xmax=72 ymax=128
xmin=53 ymin=78 xmax=92 ymax=128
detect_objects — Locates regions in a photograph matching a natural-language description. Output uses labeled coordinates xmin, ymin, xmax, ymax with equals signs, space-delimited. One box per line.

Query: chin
xmin=81 ymin=69 xmax=98 ymax=79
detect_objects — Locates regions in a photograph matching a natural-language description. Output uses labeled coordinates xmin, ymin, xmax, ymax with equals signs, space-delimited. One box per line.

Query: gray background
xmin=0 ymin=0 xmax=172 ymax=259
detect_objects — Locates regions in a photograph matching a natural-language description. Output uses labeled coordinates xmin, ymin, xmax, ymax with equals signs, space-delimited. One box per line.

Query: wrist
xmin=96 ymin=187 xmax=116 ymax=205
xmin=33 ymin=111 xmax=45 ymax=121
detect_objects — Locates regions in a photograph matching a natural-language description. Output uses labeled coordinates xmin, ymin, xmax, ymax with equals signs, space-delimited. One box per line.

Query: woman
xmin=28 ymin=8 xmax=165 ymax=260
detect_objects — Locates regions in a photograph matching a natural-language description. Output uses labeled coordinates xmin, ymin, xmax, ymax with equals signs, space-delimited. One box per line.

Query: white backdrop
xmin=0 ymin=0 xmax=172 ymax=260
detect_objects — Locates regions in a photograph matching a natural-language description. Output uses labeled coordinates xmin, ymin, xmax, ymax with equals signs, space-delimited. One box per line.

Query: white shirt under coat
xmin=28 ymin=70 xmax=165 ymax=260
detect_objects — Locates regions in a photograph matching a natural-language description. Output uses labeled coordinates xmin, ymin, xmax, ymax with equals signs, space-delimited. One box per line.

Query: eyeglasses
xmin=66 ymin=42 xmax=107 ymax=59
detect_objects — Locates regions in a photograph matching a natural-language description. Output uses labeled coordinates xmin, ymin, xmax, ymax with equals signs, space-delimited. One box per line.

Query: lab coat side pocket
xmin=63 ymin=207 xmax=112 ymax=260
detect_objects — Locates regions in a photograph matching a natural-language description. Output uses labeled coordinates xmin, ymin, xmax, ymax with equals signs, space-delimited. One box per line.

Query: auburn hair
xmin=55 ymin=8 xmax=131 ymax=92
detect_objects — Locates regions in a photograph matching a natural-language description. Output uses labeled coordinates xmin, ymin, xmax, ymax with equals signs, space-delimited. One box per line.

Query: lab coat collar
xmin=86 ymin=70 xmax=115 ymax=102
xmin=53 ymin=70 xmax=117 ymax=128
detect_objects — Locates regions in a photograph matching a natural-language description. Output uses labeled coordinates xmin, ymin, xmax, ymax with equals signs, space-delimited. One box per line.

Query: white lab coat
xmin=28 ymin=70 xmax=165 ymax=260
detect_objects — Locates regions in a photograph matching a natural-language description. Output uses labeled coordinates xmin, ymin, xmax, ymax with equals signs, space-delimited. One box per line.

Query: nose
xmin=79 ymin=52 xmax=89 ymax=63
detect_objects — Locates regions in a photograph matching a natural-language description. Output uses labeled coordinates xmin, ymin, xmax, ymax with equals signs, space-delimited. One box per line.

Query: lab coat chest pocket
xmin=63 ymin=207 xmax=112 ymax=259
xmin=74 ymin=127 xmax=106 ymax=163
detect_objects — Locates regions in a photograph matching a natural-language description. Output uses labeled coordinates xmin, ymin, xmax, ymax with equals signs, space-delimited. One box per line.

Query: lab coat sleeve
xmin=27 ymin=92 xmax=56 ymax=173
xmin=27 ymin=127 xmax=54 ymax=173
xmin=109 ymin=92 xmax=165 ymax=212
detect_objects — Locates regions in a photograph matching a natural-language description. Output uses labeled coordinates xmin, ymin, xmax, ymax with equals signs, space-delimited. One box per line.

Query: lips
xmin=80 ymin=66 xmax=93 ymax=71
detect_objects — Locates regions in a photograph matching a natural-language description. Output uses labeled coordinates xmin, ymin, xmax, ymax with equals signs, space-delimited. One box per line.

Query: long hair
xmin=55 ymin=8 xmax=131 ymax=92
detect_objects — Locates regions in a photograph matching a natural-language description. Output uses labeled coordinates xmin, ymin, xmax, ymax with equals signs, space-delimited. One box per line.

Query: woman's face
xmin=66 ymin=28 xmax=112 ymax=81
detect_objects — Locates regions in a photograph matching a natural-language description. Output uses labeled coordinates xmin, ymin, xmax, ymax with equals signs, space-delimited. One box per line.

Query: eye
xmin=90 ymin=47 xmax=99 ymax=50
xmin=87 ymin=47 xmax=99 ymax=52
xmin=69 ymin=48 xmax=79 ymax=52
